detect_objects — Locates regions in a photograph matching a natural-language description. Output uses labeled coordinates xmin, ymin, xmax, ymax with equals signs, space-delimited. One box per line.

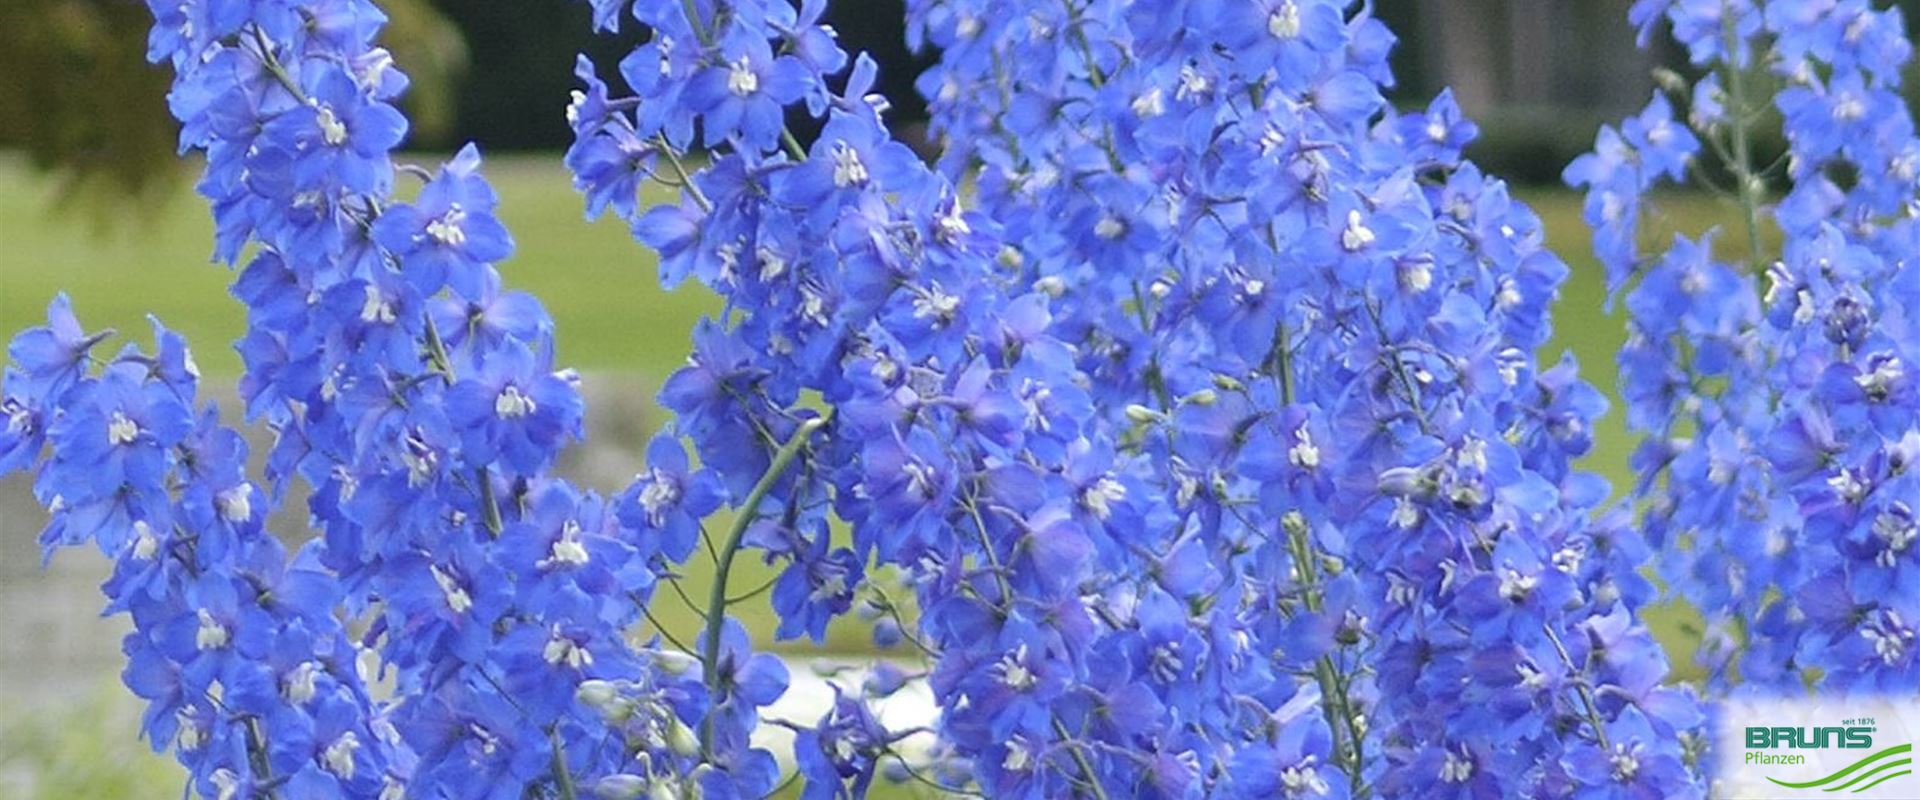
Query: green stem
xmin=549 ymin=729 xmax=579 ymax=800
xmin=699 ymin=415 xmax=829 ymax=756
xmin=1720 ymin=10 xmax=1766 ymax=272
xmin=1285 ymin=515 xmax=1367 ymax=797
xmin=1274 ymin=321 xmax=1368 ymax=797
xmin=1051 ymin=717 xmax=1113 ymax=800
xmin=1545 ymin=624 xmax=1613 ymax=750
xmin=245 ymin=717 xmax=281 ymax=800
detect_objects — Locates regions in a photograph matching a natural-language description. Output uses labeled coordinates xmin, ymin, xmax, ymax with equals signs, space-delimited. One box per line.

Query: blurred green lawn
xmin=0 ymin=153 xmax=1768 ymax=796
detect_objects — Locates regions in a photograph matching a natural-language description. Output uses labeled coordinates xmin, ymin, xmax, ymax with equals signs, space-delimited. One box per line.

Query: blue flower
xmin=444 ymin=340 xmax=582 ymax=476
xmin=372 ymin=144 xmax=515 ymax=298
xmin=258 ymin=65 xmax=407 ymax=192
xmin=682 ymin=33 xmax=812 ymax=151
xmin=616 ymin=434 xmax=724 ymax=563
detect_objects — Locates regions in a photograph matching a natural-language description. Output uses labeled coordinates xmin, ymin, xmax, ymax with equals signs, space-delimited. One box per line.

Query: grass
xmin=0 ymin=154 xmax=1776 ymax=795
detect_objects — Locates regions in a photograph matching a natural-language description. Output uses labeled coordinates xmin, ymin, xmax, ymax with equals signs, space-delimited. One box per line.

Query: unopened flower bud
xmin=648 ymin=649 xmax=699 ymax=676
xmin=1125 ymin=404 xmax=1164 ymax=424
xmin=592 ymin=775 xmax=647 ymax=800
xmin=666 ymin=717 xmax=701 ymax=758
xmin=1281 ymin=510 xmax=1309 ymax=538
xmin=1376 ymin=466 xmax=1425 ymax=497
xmin=1651 ymin=67 xmax=1687 ymax=95
xmin=576 ymin=680 xmax=630 ymax=722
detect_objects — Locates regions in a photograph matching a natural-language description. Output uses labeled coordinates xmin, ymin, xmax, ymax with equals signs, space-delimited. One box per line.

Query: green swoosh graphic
xmin=1767 ymin=744 xmax=1912 ymax=789
xmin=1853 ymin=770 xmax=1911 ymax=794
xmin=1831 ymin=758 xmax=1911 ymax=792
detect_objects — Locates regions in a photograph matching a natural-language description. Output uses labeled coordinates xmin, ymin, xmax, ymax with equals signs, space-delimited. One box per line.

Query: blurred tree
xmin=0 ymin=0 xmax=466 ymax=220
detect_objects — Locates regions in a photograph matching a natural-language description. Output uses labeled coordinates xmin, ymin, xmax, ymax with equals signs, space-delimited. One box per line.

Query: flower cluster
xmin=1568 ymin=0 xmax=1920 ymax=692
xmin=4 ymin=1 xmax=712 ymax=798
xmin=1 ymin=0 xmax=1732 ymax=798
xmin=559 ymin=0 xmax=1705 ymax=797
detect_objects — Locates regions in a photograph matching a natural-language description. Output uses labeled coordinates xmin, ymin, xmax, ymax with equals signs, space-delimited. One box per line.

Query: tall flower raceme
xmin=896 ymin=0 xmax=1711 ymax=796
xmin=562 ymin=0 xmax=1708 ymax=798
xmin=1568 ymin=0 xmax=1920 ymax=693
xmin=2 ymin=2 xmax=1732 ymax=800
xmin=1 ymin=1 xmax=724 ymax=798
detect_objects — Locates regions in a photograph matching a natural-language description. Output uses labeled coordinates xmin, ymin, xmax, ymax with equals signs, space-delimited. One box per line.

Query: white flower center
xmin=1149 ymin=642 xmax=1182 ymax=683
xmin=1082 ymin=476 xmax=1127 ymax=520
xmin=177 ymin=710 xmax=206 ymax=750
xmin=995 ymin=645 xmax=1037 ymax=690
xmin=432 ymin=565 xmax=472 ymax=614
xmin=1002 ymin=739 xmax=1032 ymax=772
xmin=108 ymin=411 xmax=141 ymax=446
xmin=1609 ymin=746 xmax=1640 ymax=782
xmin=1875 ymin=508 xmax=1915 ymax=568
xmin=1828 ymin=469 xmax=1868 ymax=504
xmin=543 ymin=634 xmax=594 ymax=669
xmin=756 ymin=246 xmax=788 ymax=281
xmin=1269 ymin=2 xmax=1302 ymax=38
xmin=1288 ymin=428 xmax=1320 ymax=469
xmin=726 ymin=57 xmax=759 ymax=96
xmin=218 ymin=486 xmax=252 ymax=522
xmin=904 ymin=461 xmax=935 ymax=499
xmin=1280 ymin=755 xmax=1330 ymax=796
xmin=1177 ymin=65 xmax=1210 ymax=100
xmin=495 ymin=385 xmax=537 ymax=418
xmin=1855 ymin=357 xmax=1904 ymax=398
xmin=426 ymin=205 xmax=468 ymax=247
xmin=360 ymin=285 xmax=396 ymax=324
xmin=1390 ymin=497 xmax=1421 ymax=530
xmin=639 ymin=470 xmax=682 ymax=524
xmin=830 ymin=141 xmax=869 ymax=187
xmin=283 ymin=661 xmax=320 ymax=704
xmin=1496 ymin=278 xmax=1522 ymax=309
xmin=1646 ymin=120 xmax=1672 ymax=147
xmin=1861 ymin=612 xmax=1912 ymax=665
xmin=912 ymin=290 xmax=960 ymax=322
xmin=1440 ymin=750 xmax=1474 ymax=783
xmin=210 ymin=769 xmax=240 ymax=800
xmin=1499 ymin=569 xmax=1538 ymax=602
xmin=132 ymin=521 xmax=160 ymax=560
xmin=196 ymin=609 xmax=230 ymax=650
xmin=323 ymin=731 xmax=361 ymax=779
xmin=1094 ymin=215 xmax=1127 ymax=240
xmin=1341 ymin=209 xmax=1375 ymax=251
xmin=1515 ymin=662 xmax=1548 ymax=690
xmin=1833 ymin=92 xmax=1865 ymax=122
xmin=315 ymin=105 xmax=349 ymax=146
xmin=1458 ymin=438 xmax=1488 ymax=471
xmin=547 ymin=520 xmax=591 ymax=568
xmin=1401 ymin=260 xmax=1433 ymax=292
xmin=809 ymin=571 xmax=848 ymax=603
xmin=1132 ymin=87 xmax=1166 ymax=119
xmin=937 ymin=203 xmax=972 ymax=243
